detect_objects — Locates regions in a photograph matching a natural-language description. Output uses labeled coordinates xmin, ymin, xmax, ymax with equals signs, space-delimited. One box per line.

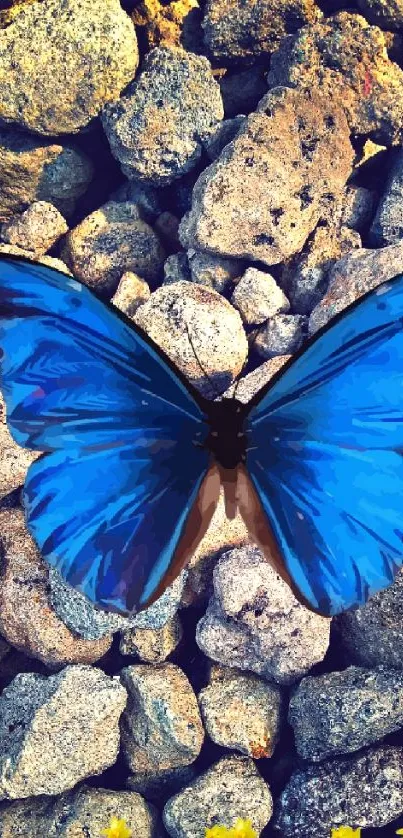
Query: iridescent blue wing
xmin=0 ymin=256 xmax=212 ymax=614
xmin=245 ymin=276 xmax=403 ymax=616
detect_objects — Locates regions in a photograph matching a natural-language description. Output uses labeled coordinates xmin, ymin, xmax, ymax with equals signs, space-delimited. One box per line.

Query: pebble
xmin=0 ymin=397 xmax=38 ymax=502
xmin=163 ymin=252 xmax=192 ymax=284
xmin=196 ymin=546 xmax=330 ymax=685
xmin=221 ymin=356 xmax=292 ymax=403
xmin=131 ymin=0 xmax=202 ymax=53
xmin=0 ymin=201 xmax=68 ymax=254
xmin=154 ymin=211 xmax=181 ymax=252
xmin=219 ymin=65 xmax=267 ymax=118
xmin=357 ymin=0 xmax=403 ymax=28
xmin=198 ymin=667 xmax=283 ymax=758
xmin=0 ymin=666 xmax=127 ymax=799
xmin=370 ymin=148 xmax=403 ymax=245
xmin=0 ymin=0 xmax=138 ymax=135
xmin=341 ymin=185 xmax=376 ymax=232
xmin=163 ymin=754 xmax=273 ymax=837
xmin=102 ymin=45 xmax=223 ymax=185
xmin=231 ymin=268 xmax=290 ymax=325
xmin=188 ymin=249 xmax=244 ymax=292
xmin=119 ymin=614 xmax=183 ymax=662
xmin=204 ymin=116 xmax=245 ymax=161
xmin=254 ymin=314 xmax=307 ymax=359
xmin=120 ymin=663 xmax=204 ymax=773
xmin=111 ymin=272 xmax=151 ymax=317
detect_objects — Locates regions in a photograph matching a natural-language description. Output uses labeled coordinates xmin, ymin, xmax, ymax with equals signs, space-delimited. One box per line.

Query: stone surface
xmin=0 ymin=666 xmax=127 ymax=799
xmin=119 ymin=614 xmax=183 ymax=662
xmin=134 ymin=281 xmax=248 ymax=397
xmin=188 ymin=249 xmax=244 ymax=292
xmin=0 ymin=129 xmax=93 ymax=220
xmin=63 ymin=201 xmax=166 ymax=294
xmin=0 ymin=396 xmax=38 ymax=502
xmin=0 ymin=0 xmax=139 ymax=135
xmin=163 ymin=755 xmax=272 ymax=837
xmin=357 ymin=0 xmax=403 ymax=28
xmin=0 ymin=245 xmax=71 ymax=275
xmin=0 ymin=201 xmax=68 ymax=254
xmin=204 ymin=116 xmax=245 ymax=161
xmin=110 ymin=179 xmax=163 ymax=223
xmin=127 ymin=766 xmax=196 ymax=805
xmin=196 ymin=546 xmax=330 ymax=685
xmin=199 ymin=667 xmax=283 ymax=758
xmin=232 ymin=268 xmax=289 ymax=325
xmin=309 ymin=241 xmax=403 ymax=333
xmin=202 ymin=0 xmax=321 ymax=62
xmin=120 ymin=663 xmax=204 ymax=773
xmin=131 ymin=0 xmax=202 ymax=52
xmin=342 ymin=185 xmax=376 ymax=232
xmin=370 ymin=148 xmax=403 ymax=245
xmin=154 ymin=211 xmax=181 ymax=251
xmin=219 ymin=65 xmax=267 ymax=118
xmin=102 ymin=46 xmax=223 ymax=185
xmin=267 ymin=12 xmax=403 ymax=145
xmin=111 ymin=272 xmax=151 ymax=317
xmin=0 ymin=509 xmax=112 ymax=668
xmin=289 ymin=666 xmax=403 ymax=761
xmin=254 ymin=314 xmax=307 ymax=359
xmin=163 ymin=252 xmax=192 ymax=284
xmin=273 ymin=745 xmax=403 ymax=836
xmin=180 ymin=86 xmax=353 ymax=265
xmin=222 ymin=356 xmax=291 ymax=403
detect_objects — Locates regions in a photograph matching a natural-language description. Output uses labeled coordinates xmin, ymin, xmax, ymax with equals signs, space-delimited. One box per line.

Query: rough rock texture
xmin=131 ymin=0 xmax=202 ymax=52
xmin=127 ymin=765 xmax=196 ymax=805
xmin=202 ymin=0 xmax=322 ymax=62
xmin=205 ymin=116 xmax=245 ymax=162
xmin=102 ymin=46 xmax=223 ymax=185
xmin=0 ymin=201 xmax=68 ymax=254
xmin=267 ymin=12 xmax=403 ymax=145
xmin=0 ymin=509 xmax=112 ymax=668
xmin=154 ymin=211 xmax=181 ymax=251
xmin=357 ymin=0 xmax=403 ymax=28
xmin=63 ymin=201 xmax=166 ymax=294
xmin=0 ymin=245 xmax=71 ymax=275
xmin=0 ymin=129 xmax=93 ymax=220
xmin=188 ymin=249 xmax=244 ymax=292
xmin=134 ymin=281 xmax=248 ymax=397
xmin=196 ymin=547 xmax=330 ymax=685
xmin=180 ymin=86 xmax=353 ymax=265
xmin=0 ymin=0 xmax=139 ymax=135
xmin=111 ymin=271 xmax=151 ymax=317
xmin=219 ymin=65 xmax=267 ymax=118
xmin=120 ymin=663 xmax=204 ymax=773
xmin=0 ymin=397 xmax=38 ymax=501
xmin=231 ymin=268 xmax=289 ymax=325
xmin=342 ymin=185 xmax=376 ymax=232
xmin=289 ymin=666 xmax=403 ymax=761
xmin=222 ymin=355 xmax=291 ymax=403
xmin=370 ymin=148 xmax=403 ymax=245
xmin=119 ymin=614 xmax=183 ymax=662
xmin=198 ymin=667 xmax=283 ymax=758
xmin=273 ymin=745 xmax=403 ymax=837
xmin=163 ymin=755 xmax=273 ymax=837
xmin=254 ymin=314 xmax=307 ymax=359
xmin=0 ymin=666 xmax=127 ymax=799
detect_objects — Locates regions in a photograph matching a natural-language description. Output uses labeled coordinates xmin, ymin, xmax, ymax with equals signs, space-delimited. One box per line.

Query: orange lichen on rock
xmin=132 ymin=0 xmax=200 ymax=49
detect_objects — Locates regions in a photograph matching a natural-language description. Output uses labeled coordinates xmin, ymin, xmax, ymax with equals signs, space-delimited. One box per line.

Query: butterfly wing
xmin=0 ymin=256 xmax=216 ymax=614
xmin=243 ymin=276 xmax=403 ymax=616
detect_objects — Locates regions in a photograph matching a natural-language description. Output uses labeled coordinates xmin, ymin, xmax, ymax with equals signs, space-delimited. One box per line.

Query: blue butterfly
xmin=1 ymin=254 xmax=403 ymax=618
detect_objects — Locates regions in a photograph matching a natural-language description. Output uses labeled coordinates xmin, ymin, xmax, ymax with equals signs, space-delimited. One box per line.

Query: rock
xmin=111 ymin=272 xmax=151 ymax=317
xmin=127 ymin=766 xmax=197 ymax=805
xmin=0 ymin=244 xmax=71 ymax=275
xmin=180 ymin=86 xmax=353 ymax=265
xmin=222 ymin=356 xmax=292 ymax=403
xmin=205 ymin=116 xmax=245 ymax=161
xmin=102 ymin=46 xmax=223 ymax=186
xmin=48 ymin=565 xmax=188 ymax=640
xmin=357 ymin=0 xmax=403 ymax=29
xmin=131 ymin=0 xmax=202 ymax=52
xmin=163 ymin=755 xmax=272 ymax=837
xmin=0 ymin=396 xmax=38 ymax=502
xmin=289 ymin=666 xmax=403 ymax=761
xmin=198 ymin=667 xmax=283 ymax=758
xmin=163 ymin=252 xmax=192 ymax=284
xmin=196 ymin=546 xmax=330 ymax=686
xmin=231 ymin=268 xmax=290 ymax=325
xmin=272 ymin=745 xmax=403 ymax=836
xmin=110 ymin=179 xmax=163 ymax=223
xmin=120 ymin=663 xmax=204 ymax=773
xmin=267 ymin=12 xmax=403 ymax=145
xmin=202 ymin=0 xmax=321 ymax=62
xmin=342 ymin=185 xmax=376 ymax=232
xmin=0 ymin=128 xmax=93 ymax=220
xmin=0 ymin=509 xmax=112 ymax=668
xmin=219 ymin=66 xmax=267 ymax=118
xmin=188 ymin=249 xmax=244 ymax=292
xmin=63 ymin=201 xmax=166 ymax=294
xmin=336 ymin=568 xmax=403 ymax=668
xmin=370 ymin=148 xmax=403 ymax=245
xmin=0 ymin=636 xmax=9 ymax=663
xmin=0 ymin=666 xmax=127 ymax=799
xmin=154 ymin=211 xmax=181 ymax=251
xmin=0 ymin=201 xmax=68 ymax=254
xmin=254 ymin=314 xmax=307 ymax=359
xmin=309 ymin=241 xmax=403 ymax=334
xmin=134 ymin=281 xmax=248 ymax=397
xmin=0 ymin=0 xmax=138 ymax=135
xmin=119 ymin=614 xmax=183 ymax=662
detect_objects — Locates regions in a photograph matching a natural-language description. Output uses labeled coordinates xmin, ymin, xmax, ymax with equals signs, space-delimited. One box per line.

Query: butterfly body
xmin=198 ymin=397 xmax=248 ymax=470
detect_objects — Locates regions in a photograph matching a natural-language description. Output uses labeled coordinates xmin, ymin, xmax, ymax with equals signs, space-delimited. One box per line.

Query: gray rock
xmin=102 ymin=46 xmax=223 ymax=185
xmin=222 ymin=356 xmax=292 ymax=403
xmin=0 ymin=666 xmax=127 ymax=799
xmin=254 ymin=314 xmax=307 ymax=359
xmin=0 ymin=201 xmax=68 ymax=254
xmin=357 ymin=0 xmax=403 ymax=28
xmin=134 ymin=281 xmax=248 ymax=397
xmin=199 ymin=667 xmax=283 ymax=757
xmin=163 ymin=252 xmax=192 ymax=284
xmin=154 ymin=211 xmax=181 ymax=251
xmin=219 ymin=65 xmax=267 ymax=118
xmin=0 ymin=395 xmax=38 ymax=501
xmin=289 ymin=665 xmax=403 ymax=761
xmin=342 ymin=185 xmax=376 ymax=232
xmin=0 ymin=0 xmax=138 ymax=135
xmin=119 ymin=614 xmax=183 ymax=662
xmin=205 ymin=116 xmax=245 ymax=161
xmin=0 ymin=128 xmax=93 ymax=220
xmin=232 ymin=268 xmax=290 ymax=325
xmin=111 ymin=272 xmax=151 ymax=317
xmin=120 ymin=663 xmax=204 ymax=773
xmin=163 ymin=755 xmax=272 ymax=837
xmin=196 ymin=546 xmax=330 ymax=685
xmin=127 ymin=766 xmax=196 ymax=806
xmin=110 ymin=179 xmax=163 ymax=223
xmin=273 ymin=745 xmax=403 ymax=836
xmin=188 ymin=249 xmax=244 ymax=293
xmin=370 ymin=149 xmax=403 ymax=245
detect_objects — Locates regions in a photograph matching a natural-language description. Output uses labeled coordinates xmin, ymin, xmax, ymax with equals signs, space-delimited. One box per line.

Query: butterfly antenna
xmin=184 ymin=321 xmax=221 ymax=398
xmin=233 ymin=321 xmax=267 ymax=400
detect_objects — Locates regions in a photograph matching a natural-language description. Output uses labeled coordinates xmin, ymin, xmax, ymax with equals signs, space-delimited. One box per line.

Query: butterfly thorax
xmin=200 ymin=397 xmax=247 ymax=470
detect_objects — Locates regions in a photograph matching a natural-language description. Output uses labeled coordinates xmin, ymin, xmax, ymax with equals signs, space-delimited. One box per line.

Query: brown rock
xmin=132 ymin=0 xmax=202 ymax=51
xmin=111 ymin=272 xmax=151 ymax=317
xmin=0 ymin=201 xmax=68 ymax=254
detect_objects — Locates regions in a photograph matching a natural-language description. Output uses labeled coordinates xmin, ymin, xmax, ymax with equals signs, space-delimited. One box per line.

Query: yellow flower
xmin=101 ymin=816 xmax=132 ymax=838
xmin=205 ymin=818 xmax=258 ymax=838
xmin=395 ymin=830 xmax=403 ymax=835
xmin=331 ymin=828 xmax=361 ymax=838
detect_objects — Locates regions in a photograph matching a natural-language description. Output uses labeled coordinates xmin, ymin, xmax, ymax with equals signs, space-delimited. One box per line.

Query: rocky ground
xmin=1 ymin=0 xmax=403 ymax=835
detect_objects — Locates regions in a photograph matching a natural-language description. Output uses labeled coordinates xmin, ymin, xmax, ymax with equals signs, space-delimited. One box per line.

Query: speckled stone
xmin=188 ymin=249 xmax=244 ymax=292
xmin=127 ymin=765 xmax=196 ymax=806
xmin=0 ymin=201 xmax=68 ymax=254
xmin=221 ymin=356 xmax=291 ymax=403
xmin=204 ymin=116 xmax=245 ymax=161
xmin=120 ymin=663 xmax=204 ymax=773
xmin=231 ymin=268 xmax=289 ymax=325
xmin=199 ymin=667 xmax=283 ymax=758
xmin=131 ymin=0 xmax=202 ymax=53
xmin=289 ymin=666 xmax=403 ymax=761
xmin=0 ymin=666 xmax=127 ymax=799
xmin=119 ymin=614 xmax=183 ymax=662
xmin=0 ymin=396 xmax=38 ymax=502
xmin=163 ymin=755 xmax=273 ymax=837
xmin=163 ymin=252 xmax=192 ymax=284
xmin=219 ymin=65 xmax=267 ymax=118
xmin=357 ymin=0 xmax=403 ymax=28
xmin=0 ymin=244 xmax=71 ymax=274
xmin=342 ymin=185 xmax=376 ymax=232
xmin=0 ymin=0 xmax=139 ymax=135
xmin=272 ymin=745 xmax=403 ymax=836
xmin=370 ymin=149 xmax=403 ymax=245
xmin=102 ymin=45 xmax=223 ymax=185
xmin=196 ymin=546 xmax=330 ymax=685
xmin=111 ymin=272 xmax=151 ymax=317
xmin=254 ymin=314 xmax=307 ymax=359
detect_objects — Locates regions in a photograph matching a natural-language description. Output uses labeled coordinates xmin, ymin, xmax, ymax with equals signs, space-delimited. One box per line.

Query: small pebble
xmin=231 ymin=268 xmax=290 ymax=325
xmin=119 ymin=613 xmax=183 ymax=662
xmin=254 ymin=314 xmax=307 ymax=359
xmin=111 ymin=272 xmax=151 ymax=317
xmin=0 ymin=201 xmax=68 ymax=254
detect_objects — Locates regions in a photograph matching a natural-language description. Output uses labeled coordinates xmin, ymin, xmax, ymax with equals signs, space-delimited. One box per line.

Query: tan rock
xmin=0 ymin=201 xmax=68 ymax=254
